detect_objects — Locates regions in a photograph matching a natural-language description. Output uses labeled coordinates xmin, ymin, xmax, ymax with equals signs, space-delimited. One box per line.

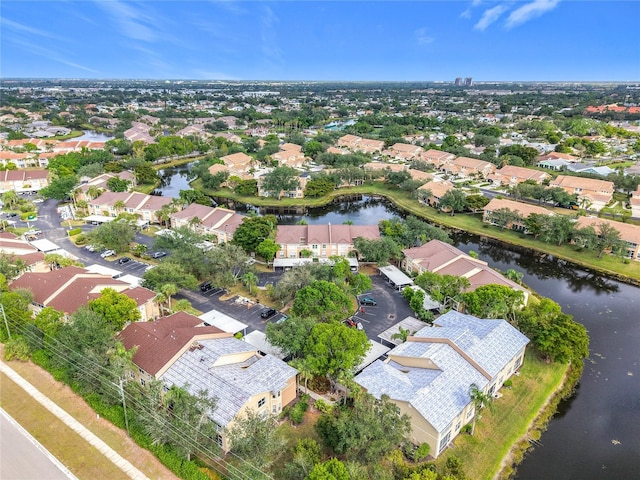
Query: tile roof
xmin=355 ymin=311 xmax=528 ymax=432
xmin=576 ymin=216 xmax=640 ymax=245
xmin=276 ymin=224 xmax=380 ymax=245
xmin=483 ymin=198 xmax=554 ymax=218
xmin=550 ymin=175 xmax=614 ymax=193
xmin=160 ymin=337 xmax=297 ymax=426
xmin=119 ymin=312 xmax=228 ymax=376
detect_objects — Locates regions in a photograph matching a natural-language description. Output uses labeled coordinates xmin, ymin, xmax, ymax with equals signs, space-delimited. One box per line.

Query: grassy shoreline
xmin=193 ymin=180 xmax=640 ymax=284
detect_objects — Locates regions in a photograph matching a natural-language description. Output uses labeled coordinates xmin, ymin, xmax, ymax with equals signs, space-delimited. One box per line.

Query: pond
xmin=158 ymin=166 xmax=640 ymax=479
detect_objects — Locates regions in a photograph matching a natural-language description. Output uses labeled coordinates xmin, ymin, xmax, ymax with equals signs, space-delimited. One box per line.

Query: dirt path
xmin=2 ymin=356 xmax=178 ymax=480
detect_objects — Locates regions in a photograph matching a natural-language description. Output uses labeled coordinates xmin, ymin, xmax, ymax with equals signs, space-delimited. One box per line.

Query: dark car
xmin=199 ymin=281 xmax=212 ymax=292
xmin=260 ymin=308 xmax=277 ymax=319
xmin=7 ymin=213 xmax=18 ymax=218
xmin=359 ymin=297 xmax=377 ymax=306
xmin=152 ymin=251 xmax=167 ymax=259
xmin=118 ymin=257 xmax=131 ymax=264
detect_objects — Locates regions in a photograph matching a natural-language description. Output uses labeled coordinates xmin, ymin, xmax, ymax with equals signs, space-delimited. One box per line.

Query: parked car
xmin=260 ymin=308 xmax=277 ymax=319
xmin=199 ymin=281 xmax=213 ymax=292
xmin=359 ymin=296 xmax=377 ymax=306
xmin=100 ymin=250 xmax=116 ymax=258
xmin=85 ymin=244 xmax=97 ymax=252
xmin=118 ymin=257 xmax=131 ymax=264
xmin=6 ymin=213 xmax=18 ymax=218
xmin=152 ymin=251 xmax=167 ymax=259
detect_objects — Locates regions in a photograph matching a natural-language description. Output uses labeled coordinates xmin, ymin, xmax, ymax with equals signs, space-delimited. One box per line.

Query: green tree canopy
xmin=89 ymin=287 xmax=141 ymax=331
xmin=261 ymin=166 xmax=300 ymax=199
xmin=304 ymin=322 xmax=369 ymax=378
xmin=462 ymin=284 xmax=525 ymax=323
xmin=291 ymin=280 xmax=352 ymax=323
xmin=86 ymin=219 xmax=136 ymax=253
xmin=232 ymin=215 xmax=277 ymax=252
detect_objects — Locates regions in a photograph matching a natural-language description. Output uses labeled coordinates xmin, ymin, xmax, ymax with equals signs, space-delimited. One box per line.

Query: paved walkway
xmin=0 ymin=361 xmax=149 ymax=480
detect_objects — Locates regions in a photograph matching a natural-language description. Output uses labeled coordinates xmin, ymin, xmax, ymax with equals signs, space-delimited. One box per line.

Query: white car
xmin=100 ymin=250 xmax=116 ymax=258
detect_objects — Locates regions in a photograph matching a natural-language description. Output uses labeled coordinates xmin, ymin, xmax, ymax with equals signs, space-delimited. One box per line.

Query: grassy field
xmin=0 ymin=359 xmax=177 ymax=480
xmin=433 ymin=351 xmax=568 ymax=480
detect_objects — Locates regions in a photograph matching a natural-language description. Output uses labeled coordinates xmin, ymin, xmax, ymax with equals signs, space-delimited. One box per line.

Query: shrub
xmin=461 ymin=424 xmax=473 ymax=434
xmin=68 ymin=227 xmax=82 ymax=236
xmin=503 ymin=379 xmax=513 ymax=388
xmin=3 ymin=336 xmax=31 ymax=361
xmin=313 ymin=398 xmax=333 ymax=414
xmin=290 ymin=397 xmax=309 ymax=424
xmin=413 ymin=443 xmax=431 ymax=462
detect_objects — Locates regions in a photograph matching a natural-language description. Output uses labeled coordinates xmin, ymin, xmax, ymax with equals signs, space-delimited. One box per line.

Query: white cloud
xmin=6 ymin=37 xmax=99 ymax=74
xmin=460 ymin=8 xmax=472 ymax=20
xmin=260 ymin=6 xmax=283 ymax=64
xmin=505 ymin=0 xmax=561 ymax=29
xmin=474 ymin=4 xmax=509 ymax=31
xmin=1 ymin=18 xmax=64 ymax=41
xmin=96 ymin=0 xmax=158 ymax=42
xmin=415 ymin=28 xmax=435 ymax=46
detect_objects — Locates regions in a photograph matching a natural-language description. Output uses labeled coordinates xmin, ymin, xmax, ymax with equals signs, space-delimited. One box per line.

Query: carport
xmin=243 ymin=331 xmax=286 ymax=359
xmin=28 ymin=239 xmax=61 ymax=253
xmin=355 ymin=340 xmax=390 ymax=373
xmin=84 ymin=215 xmax=116 ymax=224
xmin=85 ymin=264 xmax=121 ymax=278
xmin=377 ymin=316 xmax=428 ymax=347
xmin=405 ymin=285 xmax=442 ymax=312
xmin=378 ymin=265 xmax=414 ymax=290
xmin=273 ymin=257 xmax=359 ymax=272
xmin=199 ymin=309 xmax=247 ymax=335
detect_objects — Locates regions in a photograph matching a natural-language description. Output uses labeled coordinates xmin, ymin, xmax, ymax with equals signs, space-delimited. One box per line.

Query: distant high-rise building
xmin=454 ymin=77 xmax=463 ymax=86
xmin=464 ymin=77 xmax=473 ymax=87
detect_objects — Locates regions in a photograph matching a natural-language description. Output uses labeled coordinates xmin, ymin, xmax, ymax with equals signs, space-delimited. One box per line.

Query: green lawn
xmin=434 ymin=351 xmax=568 ymax=479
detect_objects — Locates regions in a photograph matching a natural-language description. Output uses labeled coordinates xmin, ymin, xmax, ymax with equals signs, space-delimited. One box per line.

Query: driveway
xmin=352 ymin=274 xmax=415 ymax=341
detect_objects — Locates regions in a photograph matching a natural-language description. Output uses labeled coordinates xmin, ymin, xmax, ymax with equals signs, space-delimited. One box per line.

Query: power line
xmin=17 ymin=326 xmax=269 ymax=480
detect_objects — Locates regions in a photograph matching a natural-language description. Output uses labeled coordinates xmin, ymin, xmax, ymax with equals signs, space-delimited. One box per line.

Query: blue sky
xmin=1 ymin=1 xmax=639 ymax=81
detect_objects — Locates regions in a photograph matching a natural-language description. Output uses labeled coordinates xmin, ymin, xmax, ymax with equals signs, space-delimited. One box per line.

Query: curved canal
xmin=157 ymin=167 xmax=639 ymax=478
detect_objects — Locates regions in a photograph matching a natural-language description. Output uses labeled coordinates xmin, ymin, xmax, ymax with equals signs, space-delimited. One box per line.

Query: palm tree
xmin=86 ymin=185 xmax=102 ymax=201
xmin=290 ymin=358 xmax=314 ymax=392
xmin=242 ymin=271 xmax=258 ymax=295
xmin=113 ymin=200 xmax=126 ymax=214
xmin=391 ymin=326 xmax=416 ymax=343
xmin=160 ymin=283 xmax=178 ymax=312
xmin=154 ymin=292 xmax=168 ymax=314
xmin=468 ymin=383 xmax=494 ymax=435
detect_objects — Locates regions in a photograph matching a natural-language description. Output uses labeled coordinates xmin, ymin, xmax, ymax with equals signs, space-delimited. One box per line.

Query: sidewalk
xmin=0 ymin=361 xmax=150 ymax=480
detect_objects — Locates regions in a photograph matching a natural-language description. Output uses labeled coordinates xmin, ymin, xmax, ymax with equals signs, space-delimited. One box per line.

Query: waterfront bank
xmin=192 ymin=180 xmax=640 ymax=284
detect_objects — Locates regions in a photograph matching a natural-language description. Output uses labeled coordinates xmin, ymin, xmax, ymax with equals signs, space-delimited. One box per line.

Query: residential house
xmin=214 ymin=132 xmax=242 ymax=144
xmin=119 ymin=312 xmax=297 ymax=451
xmin=417 ymin=180 xmax=455 ymax=208
xmin=76 ymin=171 xmax=136 ymax=201
xmin=407 ymin=169 xmax=433 ymax=182
xmin=176 ymin=124 xmax=207 ymax=138
xmin=124 ymin=122 xmax=156 ymax=144
xmin=337 ymin=134 xmax=362 ymax=149
xmin=257 ymin=172 xmax=308 ymax=199
xmin=271 ymin=146 xmax=306 ymax=169
xmin=537 ymin=159 xmax=571 ymax=171
xmin=489 ymin=165 xmax=550 ymax=186
xmin=402 ymin=240 xmax=529 ymax=303
xmin=449 ymin=157 xmax=495 ymax=179
xmin=575 ymin=216 xmax=640 ymax=261
xmin=355 ymin=310 xmax=528 ymax=457
xmin=386 ymin=143 xmax=425 ymax=161
xmin=0 ymin=151 xmax=34 ymax=168
xmin=0 ymin=232 xmax=47 ymax=274
xmin=170 ymin=204 xmax=245 ymax=243
xmin=87 ymin=191 xmax=174 ymax=223
xmin=10 ymin=266 xmax=159 ymax=320
xmin=549 ymin=175 xmax=614 ymax=210
xmin=422 ymin=149 xmax=455 ymax=168
xmin=219 ymin=152 xmax=256 ymax=175
xmin=482 ymin=198 xmax=554 ymax=231
xmin=275 ymin=224 xmax=380 ymax=259
xmin=0 ymin=169 xmax=49 ymax=193
xmin=537 ymin=152 xmax=578 ymax=163
xmin=52 ymin=140 xmax=106 ymax=154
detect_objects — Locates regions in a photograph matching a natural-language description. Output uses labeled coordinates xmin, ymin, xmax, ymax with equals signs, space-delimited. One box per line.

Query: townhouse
xmin=76 ymin=171 xmax=136 ymax=201
xmin=355 ymin=310 xmax=529 ymax=458
xmin=422 ymin=149 xmax=456 ymax=168
xmin=0 ymin=232 xmax=47 ymax=274
xmin=271 ymin=144 xmax=306 ymax=169
xmin=488 ymin=165 xmax=551 ymax=187
xmin=0 ymin=169 xmax=50 ymax=193
xmin=482 ymin=198 xmax=554 ymax=231
xmin=10 ymin=266 xmax=159 ymax=320
xmin=417 ymin=180 xmax=455 ymax=208
xmin=219 ymin=152 xmax=257 ymax=175
xmin=169 ymin=204 xmax=245 ymax=243
xmin=119 ymin=312 xmax=297 ymax=451
xmin=275 ymin=224 xmax=380 ymax=259
xmin=385 ymin=143 xmax=425 ymax=161
xmin=87 ymin=191 xmax=174 ymax=223
xmin=446 ymin=157 xmax=496 ymax=179
xmin=336 ymin=134 xmax=385 ymax=154
xmin=575 ymin=216 xmax=640 ymax=261
xmin=402 ymin=240 xmax=529 ymax=303
xmin=549 ymin=175 xmax=614 ymax=210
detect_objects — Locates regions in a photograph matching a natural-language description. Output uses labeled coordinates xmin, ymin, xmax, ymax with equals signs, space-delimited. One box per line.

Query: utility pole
xmin=119 ymin=378 xmax=130 ymax=437
xmin=0 ymin=304 xmax=10 ymax=339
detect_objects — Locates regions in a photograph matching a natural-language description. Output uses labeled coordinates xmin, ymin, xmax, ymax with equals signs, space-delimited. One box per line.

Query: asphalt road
xmin=0 ymin=409 xmax=75 ymax=480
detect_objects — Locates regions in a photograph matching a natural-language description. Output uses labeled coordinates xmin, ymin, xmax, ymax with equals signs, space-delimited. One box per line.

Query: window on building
xmin=455 ymin=421 xmax=461 ymax=431
xmin=312 ymin=244 xmax=318 ymax=250
xmin=258 ymin=397 xmax=266 ymax=408
xmin=140 ymin=378 xmax=146 ymax=386
xmin=439 ymin=431 xmax=451 ymax=453
xmin=467 ymin=408 xmax=474 ymax=420
xmin=322 ymin=244 xmax=326 ymax=249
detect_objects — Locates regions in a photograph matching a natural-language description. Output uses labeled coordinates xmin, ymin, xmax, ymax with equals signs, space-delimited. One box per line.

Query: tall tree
xmin=261 ymin=166 xmax=300 ymax=199
xmin=225 ymin=409 xmax=284 ymax=470
xmin=89 ymin=288 xmax=141 ymax=331
xmin=468 ymin=383 xmax=493 ymax=435
xmin=304 ymin=322 xmax=369 ymax=379
xmin=438 ymin=189 xmax=468 ymax=216
xmin=291 ymin=280 xmax=352 ymax=323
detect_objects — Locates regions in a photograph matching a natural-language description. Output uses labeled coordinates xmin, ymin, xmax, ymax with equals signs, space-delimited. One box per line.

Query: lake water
xmin=74 ymin=130 xmax=115 ymax=142
xmin=158 ymin=167 xmax=640 ymax=479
